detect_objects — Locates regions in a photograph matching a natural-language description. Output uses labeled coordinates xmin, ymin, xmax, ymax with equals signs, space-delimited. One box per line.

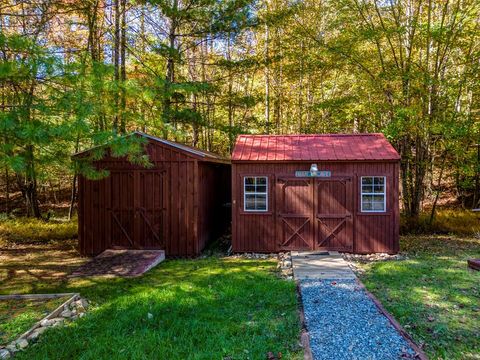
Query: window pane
xmin=256 ymin=177 xmax=267 ymax=185
xmin=256 ymin=185 xmax=267 ymax=193
xmin=362 ymin=185 xmax=374 ymax=193
xmin=361 ymin=177 xmax=386 ymax=212
xmin=364 ymin=204 xmax=373 ymax=210
xmin=362 ymin=195 xmax=372 ymax=210
xmin=362 ymin=177 xmax=373 ymax=185
xmin=372 ymin=202 xmax=385 ymax=211
xmin=362 ymin=195 xmax=372 ymax=204
xmin=255 ymin=194 xmax=267 ymax=210
xmin=244 ymin=177 xmax=268 ymax=211
xmin=245 ymin=177 xmax=255 ymax=185
xmin=245 ymin=194 xmax=256 ymax=210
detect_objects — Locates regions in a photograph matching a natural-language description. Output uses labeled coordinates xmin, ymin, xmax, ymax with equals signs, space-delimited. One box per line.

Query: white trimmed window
xmin=244 ymin=176 xmax=268 ymax=211
xmin=361 ymin=176 xmax=386 ymax=212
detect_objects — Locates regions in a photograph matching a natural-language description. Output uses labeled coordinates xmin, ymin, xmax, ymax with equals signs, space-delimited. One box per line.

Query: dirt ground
xmin=0 ymin=240 xmax=87 ymax=295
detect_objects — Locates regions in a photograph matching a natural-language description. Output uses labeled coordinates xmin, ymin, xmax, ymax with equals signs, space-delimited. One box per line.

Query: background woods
xmin=0 ymin=0 xmax=479 ymax=220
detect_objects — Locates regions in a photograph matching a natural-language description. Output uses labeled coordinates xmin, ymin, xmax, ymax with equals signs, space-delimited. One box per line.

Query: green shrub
xmin=0 ymin=216 xmax=77 ymax=244
xmin=401 ymin=209 xmax=480 ymax=235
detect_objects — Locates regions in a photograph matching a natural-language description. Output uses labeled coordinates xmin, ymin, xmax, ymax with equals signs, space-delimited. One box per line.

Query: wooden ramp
xmin=468 ymin=259 xmax=480 ymax=271
xmin=70 ymin=249 xmax=165 ymax=278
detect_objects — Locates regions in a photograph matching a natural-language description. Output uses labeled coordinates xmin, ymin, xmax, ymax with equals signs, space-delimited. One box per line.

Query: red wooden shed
xmin=231 ymin=133 xmax=400 ymax=254
xmin=76 ymin=132 xmax=230 ymax=257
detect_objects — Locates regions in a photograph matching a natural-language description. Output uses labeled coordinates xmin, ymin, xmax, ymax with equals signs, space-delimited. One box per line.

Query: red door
xmin=276 ymin=175 xmax=353 ymax=252
xmin=109 ymin=171 xmax=135 ymax=248
xmin=315 ymin=177 xmax=353 ymax=252
xmin=108 ymin=171 xmax=165 ymax=250
xmin=277 ymin=177 xmax=315 ymax=251
xmin=135 ymin=171 xmax=166 ymax=249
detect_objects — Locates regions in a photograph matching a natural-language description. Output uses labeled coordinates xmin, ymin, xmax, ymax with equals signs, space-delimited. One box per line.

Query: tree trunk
xmin=163 ymin=0 xmax=178 ymax=138
xmin=4 ymin=166 xmax=9 ymax=215
xmin=429 ymin=152 xmax=447 ymax=224
xmin=25 ymin=183 xmax=41 ymax=218
xmin=264 ymin=20 xmax=270 ymax=133
xmin=298 ymin=40 xmax=304 ymax=132
xmin=16 ymin=146 xmax=41 ymax=218
xmin=113 ymin=0 xmax=120 ymax=131
xmin=226 ymin=34 xmax=234 ymax=151
xmin=120 ymin=0 xmax=127 ymax=133
xmin=68 ymin=173 xmax=77 ymax=220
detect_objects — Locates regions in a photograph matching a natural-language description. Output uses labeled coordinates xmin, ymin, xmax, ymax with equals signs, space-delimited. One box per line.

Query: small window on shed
xmin=361 ymin=176 xmax=386 ymax=212
xmin=244 ymin=176 xmax=268 ymax=211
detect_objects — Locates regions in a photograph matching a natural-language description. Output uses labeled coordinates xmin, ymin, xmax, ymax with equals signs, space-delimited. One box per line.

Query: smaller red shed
xmin=231 ymin=133 xmax=400 ymax=254
xmin=75 ymin=132 xmax=230 ymax=257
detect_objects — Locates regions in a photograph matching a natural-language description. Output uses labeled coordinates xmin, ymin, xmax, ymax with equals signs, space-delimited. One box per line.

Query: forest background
xmin=0 ymin=0 xmax=479 ymax=223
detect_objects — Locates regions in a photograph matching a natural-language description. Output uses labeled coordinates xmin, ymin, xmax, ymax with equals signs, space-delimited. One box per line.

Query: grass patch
xmin=15 ymin=259 xmax=302 ymax=360
xmin=0 ymin=216 xmax=77 ymax=245
xmin=0 ymin=297 xmax=67 ymax=345
xmin=401 ymin=210 xmax=480 ymax=235
xmin=0 ymin=239 xmax=85 ymax=295
xmin=1 ymin=235 xmax=302 ymax=359
xmin=359 ymin=235 xmax=480 ymax=359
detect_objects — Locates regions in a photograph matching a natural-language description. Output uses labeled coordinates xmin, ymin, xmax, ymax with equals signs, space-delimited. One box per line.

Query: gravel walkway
xmin=300 ymin=279 xmax=417 ymax=360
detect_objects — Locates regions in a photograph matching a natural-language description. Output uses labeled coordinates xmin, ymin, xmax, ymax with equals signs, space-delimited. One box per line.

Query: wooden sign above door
xmin=295 ymin=170 xmax=331 ymax=178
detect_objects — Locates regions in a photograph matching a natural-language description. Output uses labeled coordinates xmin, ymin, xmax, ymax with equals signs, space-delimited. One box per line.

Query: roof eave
xmin=71 ymin=132 xmax=229 ymax=163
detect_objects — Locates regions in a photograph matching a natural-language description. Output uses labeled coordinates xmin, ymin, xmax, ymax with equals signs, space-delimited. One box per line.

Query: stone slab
xmin=292 ymin=252 xmax=355 ymax=280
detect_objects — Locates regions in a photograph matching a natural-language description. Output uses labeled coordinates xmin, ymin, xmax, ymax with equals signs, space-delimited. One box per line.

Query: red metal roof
xmin=232 ymin=133 xmax=400 ymax=161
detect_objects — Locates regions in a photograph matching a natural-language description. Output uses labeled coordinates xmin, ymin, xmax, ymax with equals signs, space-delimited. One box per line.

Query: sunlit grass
xmin=3 ymin=253 xmax=302 ymax=360
xmin=401 ymin=210 xmax=480 ymax=235
xmin=359 ymin=235 xmax=480 ymax=359
xmin=0 ymin=216 xmax=77 ymax=245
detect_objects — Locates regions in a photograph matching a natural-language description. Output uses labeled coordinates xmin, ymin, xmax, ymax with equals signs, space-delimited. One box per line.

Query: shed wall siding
xmin=78 ymin=140 xmax=228 ymax=257
xmin=232 ymin=161 xmax=399 ymax=254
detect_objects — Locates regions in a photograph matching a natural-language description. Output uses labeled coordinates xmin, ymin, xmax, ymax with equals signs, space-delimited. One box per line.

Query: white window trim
xmin=360 ymin=176 xmax=386 ymax=213
xmin=243 ymin=176 xmax=268 ymax=212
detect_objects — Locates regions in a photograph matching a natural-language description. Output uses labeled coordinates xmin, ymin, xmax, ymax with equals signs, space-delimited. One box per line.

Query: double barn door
xmin=108 ymin=171 xmax=166 ymax=250
xmin=277 ymin=176 xmax=353 ymax=252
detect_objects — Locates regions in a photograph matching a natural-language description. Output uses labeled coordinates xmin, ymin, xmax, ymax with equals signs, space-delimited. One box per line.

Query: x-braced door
xmin=134 ymin=171 xmax=166 ymax=249
xmin=108 ymin=170 xmax=165 ymax=250
xmin=315 ymin=177 xmax=353 ymax=252
xmin=108 ymin=171 xmax=135 ymax=248
xmin=277 ymin=177 xmax=314 ymax=251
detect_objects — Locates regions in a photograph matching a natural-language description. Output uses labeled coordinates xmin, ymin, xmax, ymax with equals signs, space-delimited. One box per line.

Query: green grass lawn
xmin=0 ymin=297 xmax=67 ymax=346
xmin=359 ymin=235 xmax=480 ymax=360
xmin=6 ymin=257 xmax=302 ymax=360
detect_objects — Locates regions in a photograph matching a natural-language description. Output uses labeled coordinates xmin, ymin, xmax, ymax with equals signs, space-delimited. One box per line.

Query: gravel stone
xmin=300 ymin=279 xmax=417 ymax=360
xmin=27 ymin=327 xmax=47 ymax=341
xmin=16 ymin=339 xmax=28 ymax=349
xmin=60 ymin=309 xmax=72 ymax=318
xmin=78 ymin=298 xmax=89 ymax=309
xmin=51 ymin=317 xmax=65 ymax=326
xmin=40 ymin=319 xmax=54 ymax=327
xmin=0 ymin=349 xmax=10 ymax=359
